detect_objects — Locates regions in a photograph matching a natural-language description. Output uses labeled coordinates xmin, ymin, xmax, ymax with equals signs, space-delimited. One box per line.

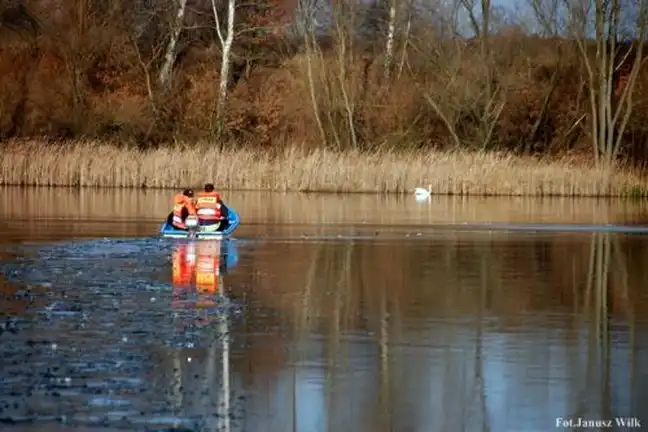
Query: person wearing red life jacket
xmin=195 ymin=184 xmax=229 ymax=232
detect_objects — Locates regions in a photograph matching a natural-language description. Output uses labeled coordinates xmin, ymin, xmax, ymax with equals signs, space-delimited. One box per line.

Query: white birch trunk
xmin=159 ymin=0 xmax=188 ymax=88
xmin=212 ymin=0 xmax=236 ymax=120
xmin=384 ymin=0 xmax=397 ymax=79
xmin=396 ymin=0 xmax=412 ymax=79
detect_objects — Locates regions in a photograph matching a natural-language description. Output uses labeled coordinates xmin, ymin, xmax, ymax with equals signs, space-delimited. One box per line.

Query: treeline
xmin=2 ymin=0 xmax=648 ymax=164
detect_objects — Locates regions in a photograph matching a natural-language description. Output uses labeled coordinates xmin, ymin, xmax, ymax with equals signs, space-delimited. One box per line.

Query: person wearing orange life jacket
xmin=195 ymin=184 xmax=229 ymax=232
xmin=168 ymin=189 xmax=198 ymax=230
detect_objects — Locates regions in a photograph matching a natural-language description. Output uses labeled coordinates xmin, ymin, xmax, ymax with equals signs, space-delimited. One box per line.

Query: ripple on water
xmin=0 ymin=237 xmax=243 ymax=428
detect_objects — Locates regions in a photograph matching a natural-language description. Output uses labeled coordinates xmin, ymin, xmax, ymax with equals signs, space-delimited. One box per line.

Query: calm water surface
xmin=1 ymin=187 xmax=648 ymax=431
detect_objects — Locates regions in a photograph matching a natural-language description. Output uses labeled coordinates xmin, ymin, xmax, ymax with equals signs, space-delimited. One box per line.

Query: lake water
xmin=1 ymin=187 xmax=647 ymax=431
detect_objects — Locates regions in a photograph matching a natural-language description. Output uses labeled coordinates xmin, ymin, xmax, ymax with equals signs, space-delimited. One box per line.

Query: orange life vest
xmin=195 ymin=191 xmax=222 ymax=223
xmin=195 ymin=241 xmax=221 ymax=294
xmin=172 ymin=194 xmax=197 ymax=229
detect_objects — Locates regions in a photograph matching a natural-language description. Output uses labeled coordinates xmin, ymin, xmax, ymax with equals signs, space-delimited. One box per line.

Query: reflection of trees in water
xmin=4 ymin=230 xmax=645 ymax=429
xmin=157 ymin=273 xmax=234 ymax=431
xmin=223 ymin=234 xmax=648 ymax=429
xmin=571 ymin=232 xmax=638 ymax=420
xmin=244 ymin=235 xmax=648 ymax=324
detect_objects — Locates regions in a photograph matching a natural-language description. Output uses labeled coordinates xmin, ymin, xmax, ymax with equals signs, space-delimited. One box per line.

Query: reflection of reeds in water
xmin=3 ymin=187 xmax=648 ymax=226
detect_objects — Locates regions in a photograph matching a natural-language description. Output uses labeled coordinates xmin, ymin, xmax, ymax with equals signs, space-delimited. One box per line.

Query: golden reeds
xmin=1 ymin=140 xmax=647 ymax=196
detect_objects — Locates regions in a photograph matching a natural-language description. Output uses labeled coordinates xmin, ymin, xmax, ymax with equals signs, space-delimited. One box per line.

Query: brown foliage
xmin=2 ymin=5 xmax=648 ymax=164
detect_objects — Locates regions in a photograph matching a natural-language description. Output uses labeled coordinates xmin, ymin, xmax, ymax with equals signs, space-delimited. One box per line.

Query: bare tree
xmin=44 ymin=0 xmax=93 ymax=132
xmin=381 ymin=0 xmax=417 ymax=81
xmin=211 ymin=0 xmax=236 ymax=123
xmin=131 ymin=35 xmax=167 ymax=138
xmin=384 ymin=0 xmax=398 ymax=79
xmin=0 ymin=3 xmax=40 ymax=137
xmin=331 ymin=0 xmax=359 ymax=149
xmin=527 ymin=0 xmax=564 ymax=34
xmin=296 ymin=0 xmax=329 ymax=146
xmin=408 ymin=35 xmax=466 ymax=149
xmin=528 ymin=0 xmax=648 ymax=165
xmin=570 ymin=0 xmax=648 ymax=166
xmin=159 ymin=0 xmax=188 ymax=88
xmin=404 ymin=0 xmax=506 ymax=150
xmin=459 ymin=0 xmax=507 ymax=149
xmin=396 ymin=0 xmax=414 ymax=79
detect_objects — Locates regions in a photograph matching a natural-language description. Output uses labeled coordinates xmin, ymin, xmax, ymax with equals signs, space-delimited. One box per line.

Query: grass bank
xmin=0 ymin=140 xmax=646 ymax=196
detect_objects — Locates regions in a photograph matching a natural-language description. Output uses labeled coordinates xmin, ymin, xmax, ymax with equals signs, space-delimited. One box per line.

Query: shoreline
xmin=1 ymin=140 xmax=647 ymax=197
xmin=1 ymin=184 xmax=647 ymax=199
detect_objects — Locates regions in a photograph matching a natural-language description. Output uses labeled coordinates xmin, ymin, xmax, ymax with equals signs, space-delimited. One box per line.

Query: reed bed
xmin=1 ymin=140 xmax=647 ymax=196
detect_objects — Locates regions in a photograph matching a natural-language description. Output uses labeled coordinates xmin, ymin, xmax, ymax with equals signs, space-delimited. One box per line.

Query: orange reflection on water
xmin=170 ymin=240 xmax=227 ymax=329
xmin=172 ymin=241 xmax=221 ymax=289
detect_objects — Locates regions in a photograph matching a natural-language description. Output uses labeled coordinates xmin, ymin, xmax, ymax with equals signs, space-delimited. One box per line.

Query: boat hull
xmin=160 ymin=205 xmax=240 ymax=239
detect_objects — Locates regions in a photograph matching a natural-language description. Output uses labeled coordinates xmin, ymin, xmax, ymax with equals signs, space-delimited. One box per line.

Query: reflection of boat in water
xmin=171 ymin=239 xmax=239 ymax=310
xmin=169 ymin=239 xmax=238 ymax=431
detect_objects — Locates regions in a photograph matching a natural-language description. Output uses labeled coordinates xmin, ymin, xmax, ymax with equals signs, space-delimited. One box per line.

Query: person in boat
xmin=195 ymin=183 xmax=229 ymax=232
xmin=168 ymin=188 xmax=198 ymax=230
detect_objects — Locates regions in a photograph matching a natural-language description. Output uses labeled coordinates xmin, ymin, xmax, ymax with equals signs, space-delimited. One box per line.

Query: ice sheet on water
xmin=1 ymin=238 xmax=179 ymax=289
xmin=2 ymin=236 xmax=251 ymax=289
xmin=0 ymin=236 xmax=246 ymax=428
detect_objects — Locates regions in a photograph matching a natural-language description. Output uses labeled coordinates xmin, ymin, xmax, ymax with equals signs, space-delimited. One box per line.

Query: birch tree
xmin=159 ymin=0 xmax=187 ymax=88
xmin=380 ymin=0 xmax=416 ymax=80
xmin=211 ymin=0 xmax=236 ymax=123
xmin=384 ymin=0 xmax=397 ymax=79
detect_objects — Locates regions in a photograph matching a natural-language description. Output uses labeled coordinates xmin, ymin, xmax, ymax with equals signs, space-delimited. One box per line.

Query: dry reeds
xmin=0 ymin=140 xmax=647 ymax=196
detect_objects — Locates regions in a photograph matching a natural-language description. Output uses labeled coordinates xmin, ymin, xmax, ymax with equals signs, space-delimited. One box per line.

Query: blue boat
xmin=160 ymin=204 xmax=241 ymax=239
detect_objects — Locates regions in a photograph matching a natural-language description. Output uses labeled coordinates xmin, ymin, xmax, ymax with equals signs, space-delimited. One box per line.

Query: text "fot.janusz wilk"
xmin=555 ymin=417 xmax=641 ymax=428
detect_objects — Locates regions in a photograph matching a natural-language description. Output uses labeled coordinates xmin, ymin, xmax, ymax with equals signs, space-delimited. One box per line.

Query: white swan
xmin=414 ymin=183 xmax=432 ymax=199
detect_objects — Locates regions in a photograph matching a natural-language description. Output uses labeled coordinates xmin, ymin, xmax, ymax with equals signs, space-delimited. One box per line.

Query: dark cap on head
xmin=183 ymin=188 xmax=194 ymax=197
xmin=204 ymin=183 xmax=215 ymax=192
